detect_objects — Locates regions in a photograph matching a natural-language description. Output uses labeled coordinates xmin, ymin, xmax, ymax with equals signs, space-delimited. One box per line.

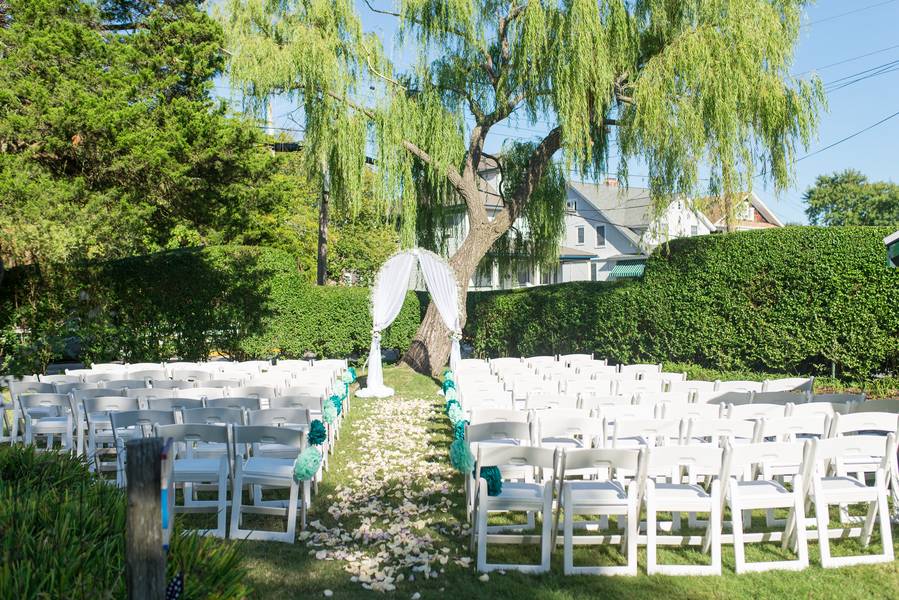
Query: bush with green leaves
xmin=467 ymin=227 xmax=899 ymax=380
xmin=0 ymin=446 xmax=249 ymax=598
xmin=0 ymin=245 xmax=420 ymax=374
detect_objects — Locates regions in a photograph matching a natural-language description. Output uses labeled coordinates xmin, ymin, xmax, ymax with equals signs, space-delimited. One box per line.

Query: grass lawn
xmin=228 ymin=365 xmax=899 ymax=599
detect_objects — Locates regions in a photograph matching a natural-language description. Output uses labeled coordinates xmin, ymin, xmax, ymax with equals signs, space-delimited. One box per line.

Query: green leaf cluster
xmin=467 ymin=227 xmax=899 ymax=380
xmin=0 ymin=246 xmax=420 ymax=374
xmin=0 ymin=0 xmax=315 ymax=267
xmin=0 ymin=445 xmax=249 ymax=599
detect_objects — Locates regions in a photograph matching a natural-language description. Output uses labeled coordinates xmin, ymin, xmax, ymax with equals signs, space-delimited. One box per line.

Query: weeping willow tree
xmin=219 ymin=0 xmax=824 ymax=374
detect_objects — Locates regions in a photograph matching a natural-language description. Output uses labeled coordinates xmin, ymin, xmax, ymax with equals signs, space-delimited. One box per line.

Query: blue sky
xmin=216 ymin=0 xmax=899 ymax=225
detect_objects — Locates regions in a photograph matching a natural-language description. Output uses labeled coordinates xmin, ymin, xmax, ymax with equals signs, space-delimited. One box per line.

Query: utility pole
xmin=317 ymin=165 xmax=330 ymax=285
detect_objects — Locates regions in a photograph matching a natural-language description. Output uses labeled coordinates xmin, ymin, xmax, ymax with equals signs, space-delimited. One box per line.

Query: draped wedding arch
xmin=356 ymin=248 xmax=462 ymax=398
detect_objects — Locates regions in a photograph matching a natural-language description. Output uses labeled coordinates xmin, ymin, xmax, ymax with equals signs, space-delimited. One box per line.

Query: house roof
xmin=699 ymin=191 xmax=784 ymax=228
xmin=884 ymin=230 xmax=899 ymax=247
xmin=567 ymin=181 xmax=656 ymax=228
xmin=559 ymin=246 xmax=597 ymax=260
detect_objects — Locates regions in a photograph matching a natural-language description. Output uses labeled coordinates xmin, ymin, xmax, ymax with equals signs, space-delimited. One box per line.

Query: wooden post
xmin=125 ymin=437 xmax=165 ymax=600
xmin=317 ymin=164 xmax=330 ymax=286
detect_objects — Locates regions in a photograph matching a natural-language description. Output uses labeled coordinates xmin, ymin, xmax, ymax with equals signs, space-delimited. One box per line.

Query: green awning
xmin=610 ymin=261 xmax=645 ymax=280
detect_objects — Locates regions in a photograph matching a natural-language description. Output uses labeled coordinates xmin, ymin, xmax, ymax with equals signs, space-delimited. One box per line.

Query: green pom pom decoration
xmin=449 ymin=439 xmax=474 ymax=473
xmin=347 ymin=367 xmax=357 ymax=382
xmin=444 ymin=387 xmax=458 ymax=401
xmin=444 ymin=372 xmax=455 ymax=383
xmin=453 ymin=419 xmax=468 ymax=441
xmin=307 ymin=420 xmax=327 ymax=446
xmin=443 ymin=368 xmax=453 ymax=377
xmin=475 ymin=466 xmax=503 ymax=496
xmin=341 ymin=372 xmax=352 ymax=384
xmin=447 ymin=402 xmax=464 ymax=425
xmin=442 ymin=379 xmax=455 ymax=392
xmin=293 ymin=446 xmax=322 ymax=481
xmin=330 ymin=394 xmax=343 ymax=415
xmin=322 ymin=401 xmax=337 ymax=425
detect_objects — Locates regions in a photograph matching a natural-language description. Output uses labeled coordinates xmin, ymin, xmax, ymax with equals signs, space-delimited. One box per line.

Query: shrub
xmin=467 ymin=227 xmax=899 ymax=380
xmin=0 ymin=246 xmax=420 ymax=374
xmin=0 ymin=446 xmax=249 ymax=598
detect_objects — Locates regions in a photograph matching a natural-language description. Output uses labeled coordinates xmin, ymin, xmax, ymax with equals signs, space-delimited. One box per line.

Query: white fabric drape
xmin=417 ymin=251 xmax=462 ymax=372
xmin=356 ymin=249 xmax=463 ymax=398
xmin=356 ymin=252 xmax=417 ymax=398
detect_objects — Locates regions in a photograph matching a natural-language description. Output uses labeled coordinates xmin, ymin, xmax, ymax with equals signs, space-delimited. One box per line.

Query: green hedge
xmin=0 ymin=246 xmax=420 ymax=374
xmin=467 ymin=227 xmax=899 ymax=380
xmin=0 ymin=446 xmax=249 ymax=598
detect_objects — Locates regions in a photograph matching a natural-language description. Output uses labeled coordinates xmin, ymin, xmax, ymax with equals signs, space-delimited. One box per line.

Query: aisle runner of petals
xmin=300 ymin=394 xmax=472 ymax=592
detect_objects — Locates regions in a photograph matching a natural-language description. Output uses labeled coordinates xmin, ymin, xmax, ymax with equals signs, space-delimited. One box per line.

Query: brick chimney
xmin=604 ymin=177 xmax=619 ymax=187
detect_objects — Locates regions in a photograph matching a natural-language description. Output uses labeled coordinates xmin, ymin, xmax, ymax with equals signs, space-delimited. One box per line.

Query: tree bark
xmin=402 ymin=220 xmax=504 ymax=375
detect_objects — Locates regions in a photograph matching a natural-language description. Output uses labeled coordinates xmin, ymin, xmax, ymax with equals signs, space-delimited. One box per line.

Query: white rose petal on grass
xmin=323 ymin=590 xmax=333 ymax=598
xmin=478 ymin=573 xmax=490 ymax=582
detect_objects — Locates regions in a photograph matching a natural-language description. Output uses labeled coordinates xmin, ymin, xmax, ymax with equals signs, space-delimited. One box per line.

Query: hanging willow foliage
xmin=218 ymin=0 xmax=823 ymax=280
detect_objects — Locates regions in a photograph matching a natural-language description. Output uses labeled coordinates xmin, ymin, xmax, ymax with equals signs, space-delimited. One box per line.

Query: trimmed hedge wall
xmin=467 ymin=227 xmax=899 ymax=380
xmin=0 ymin=246 xmax=420 ymax=374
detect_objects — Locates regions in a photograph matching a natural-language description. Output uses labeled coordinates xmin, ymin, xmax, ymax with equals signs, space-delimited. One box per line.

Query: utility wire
xmin=800 ymin=0 xmax=898 ymax=28
xmin=796 ymin=108 xmax=899 ymax=162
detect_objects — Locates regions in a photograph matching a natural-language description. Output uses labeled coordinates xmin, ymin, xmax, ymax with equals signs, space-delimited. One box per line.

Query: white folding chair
xmin=644 ymin=445 xmax=725 ymax=576
xmin=558 ymin=447 xmax=646 ymax=575
xmin=806 ymin=435 xmax=896 ymax=567
xmin=716 ymin=380 xmax=764 ymax=393
xmin=608 ymin=418 xmax=682 ymax=449
xmin=18 ymin=393 xmax=75 ymax=452
xmin=536 ymin=414 xmax=602 ymax=451
xmin=156 ymin=423 xmax=230 ymax=538
xmin=469 ymin=408 xmax=528 ymax=425
xmin=618 ymin=363 xmax=662 ymax=377
xmin=6 ymin=381 xmax=55 ymax=444
xmin=230 ymin=425 xmax=308 ymax=542
xmin=472 ymin=445 xmax=558 ymax=573
xmin=111 ymin=410 xmax=176 ymax=486
xmin=82 ymin=396 xmax=141 ymax=474
xmin=658 ymin=403 xmax=722 ymax=422
xmin=763 ymin=377 xmax=814 ymax=393
xmin=721 ymin=440 xmax=811 ymax=573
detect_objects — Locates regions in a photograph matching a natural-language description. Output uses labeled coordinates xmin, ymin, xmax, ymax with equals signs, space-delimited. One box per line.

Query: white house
xmin=425 ymin=163 xmax=782 ymax=291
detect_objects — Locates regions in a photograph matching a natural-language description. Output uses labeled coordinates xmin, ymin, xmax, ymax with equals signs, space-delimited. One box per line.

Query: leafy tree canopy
xmin=0 ymin=0 xmax=315 ymax=269
xmin=804 ymin=169 xmax=899 ymax=227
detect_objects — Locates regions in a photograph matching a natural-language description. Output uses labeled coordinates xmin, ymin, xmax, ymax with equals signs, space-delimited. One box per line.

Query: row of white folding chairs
xmin=117 ymin=420 xmax=315 ymax=542
xmin=465 ymin=410 xmax=861 ymax=449
xmin=468 ymin=434 xmax=896 ymax=575
xmin=10 ymin=388 xmax=341 ymax=463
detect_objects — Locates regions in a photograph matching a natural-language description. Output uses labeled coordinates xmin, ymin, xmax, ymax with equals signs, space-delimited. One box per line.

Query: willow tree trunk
xmin=402 ymin=222 xmax=502 ymax=375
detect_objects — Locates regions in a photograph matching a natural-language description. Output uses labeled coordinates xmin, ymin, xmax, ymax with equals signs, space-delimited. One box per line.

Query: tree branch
xmin=495 ymin=125 xmax=563 ymax=226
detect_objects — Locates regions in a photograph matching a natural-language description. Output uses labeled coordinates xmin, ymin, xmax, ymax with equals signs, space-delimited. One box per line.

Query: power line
xmin=801 ymin=0 xmax=898 ymax=28
xmin=797 ymin=108 xmax=899 ymax=162
xmin=793 ymin=43 xmax=899 ymax=77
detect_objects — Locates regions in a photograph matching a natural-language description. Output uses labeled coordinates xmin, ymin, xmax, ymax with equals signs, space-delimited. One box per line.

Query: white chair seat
xmin=32 ymin=417 xmax=69 ymax=432
xmin=487 ymin=482 xmax=546 ymax=509
xmin=653 ymin=483 xmax=712 ymax=509
xmin=243 ymin=457 xmax=295 ymax=479
xmin=730 ymin=480 xmax=793 ymax=508
xmin=566 ymin=480 xmax=628 ymax=505
xmin=816 ymin=476 xmax=875 ymax=503
xmin=174 ymin=458 xmax=224 ymax=479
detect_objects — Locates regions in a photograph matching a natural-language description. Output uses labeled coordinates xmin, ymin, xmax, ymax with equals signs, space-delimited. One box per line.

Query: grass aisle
xmin=238 ymin=365 xmax=899 ymax=599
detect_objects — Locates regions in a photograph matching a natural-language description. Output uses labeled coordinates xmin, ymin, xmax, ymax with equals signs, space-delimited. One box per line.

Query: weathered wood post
xmin=125 ymin=437 xmax=165 ymax=600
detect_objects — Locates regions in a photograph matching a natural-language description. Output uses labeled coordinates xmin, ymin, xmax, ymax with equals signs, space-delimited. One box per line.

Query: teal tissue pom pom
xmin=293 ymin=446 xmax=322 ymax=481
xmin=443 ymin=368 xmax=453 ymax=377
xmin=442 ymin=379 xmax=455 ymax=392
xmin=444 ymin=371 xmax=455 ymax=383
xmin=453 ymin=419 xmax=468 ymax=441
xmin=447 ymin=402 xmax=464 ymax=425
xmin=445 ymin=388 xmax=458 ymax=401
xmin=347 ymin=367 xmax=357 ymax=382
xmin=307 ymin=420 xmax=327 ymax=446
xmin=330 ymin=394 xmax=343 ymax=415
xmin=322 ymin=401 xmax=337 ymax=424
xmin=449 ymin=439 xmax=474 ymax=473
xmin=445 ymin=398 xmax=460 ymax=415
xmin=475 ymin=466 xmax=503 ymax=496
xmin=341 ymin=372 xmax=352 ymax=383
